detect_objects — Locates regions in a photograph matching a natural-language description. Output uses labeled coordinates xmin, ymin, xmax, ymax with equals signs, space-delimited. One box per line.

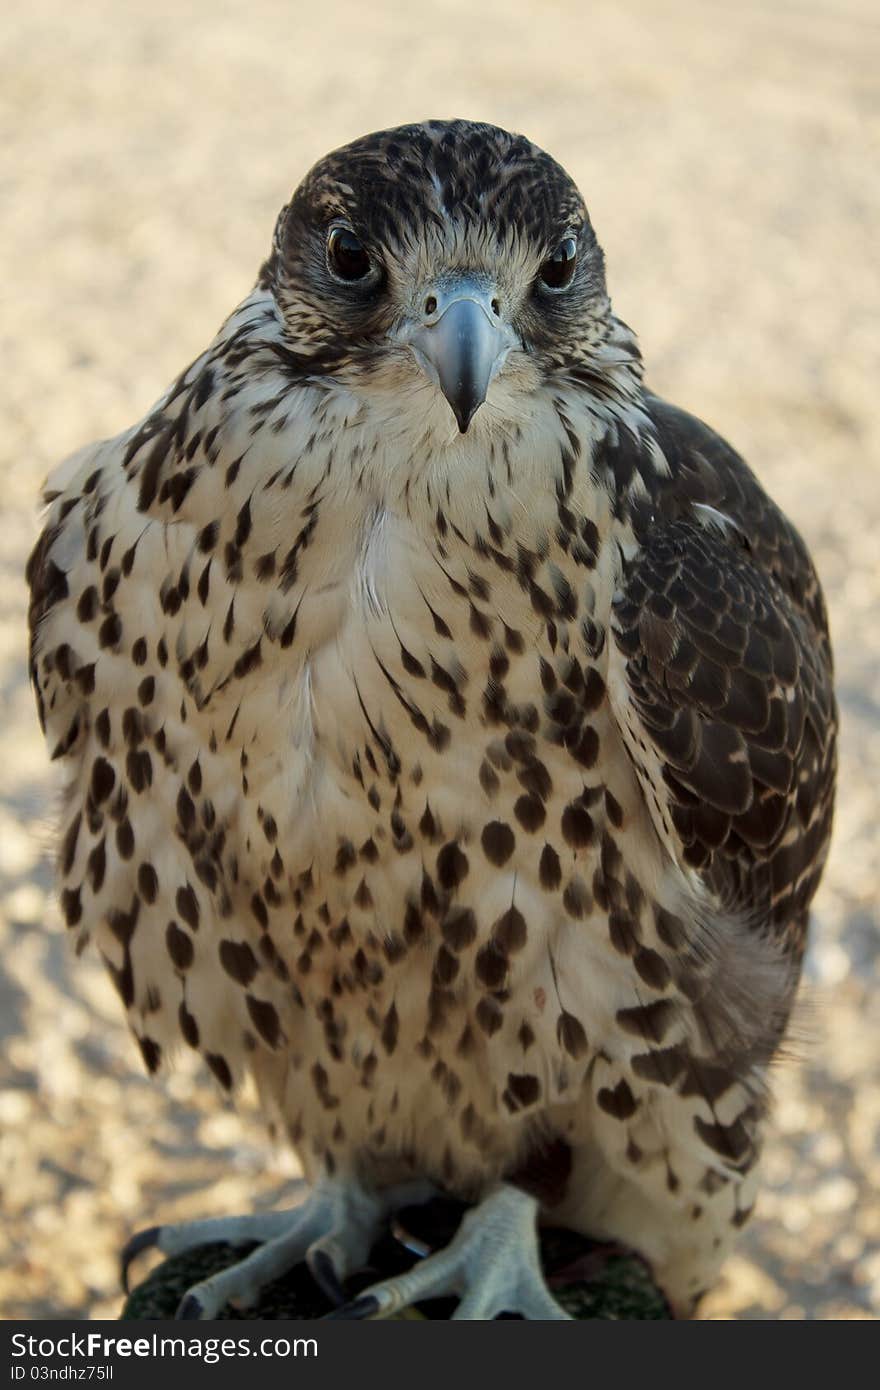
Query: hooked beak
xmin=408 ymin=282 xmax=513 ymax=433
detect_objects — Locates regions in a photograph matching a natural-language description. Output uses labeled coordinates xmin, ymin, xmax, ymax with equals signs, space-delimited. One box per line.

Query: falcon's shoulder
xmin=25 ymin=290 xmax=301 ymax=769
xmin=26 ymin=434 xmax=128 ymax=754
xmin=606 ymin=393 xmax=837 ymax=941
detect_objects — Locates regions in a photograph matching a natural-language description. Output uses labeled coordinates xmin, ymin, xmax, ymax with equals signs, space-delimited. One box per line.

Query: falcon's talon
xmin=120 ymin=1225 xmax=161 ymax=1294
xmin=307 ymin=1249 xmax=347 ymax=1306
xmin=176 ymin=1294 xmax=204 ymax=1320
xmin=323 ymin=1293 xmax=382 ymax=1321
xmin=331 ymin=1184 xmax=572 ymax=1321
xmin=127 ymin=1178 xmax=430 ymax=1320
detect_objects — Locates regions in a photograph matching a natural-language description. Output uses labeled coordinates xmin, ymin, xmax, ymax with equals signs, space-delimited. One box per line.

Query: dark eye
xmin=327 ymin=226 xmax=372 ymax=282
xmin=538 ymin=236 xmax=578 ymax=290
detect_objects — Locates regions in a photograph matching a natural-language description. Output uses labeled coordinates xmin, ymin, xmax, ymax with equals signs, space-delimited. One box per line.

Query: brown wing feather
xmin=610 ymin=396 xmax=837 ymax=954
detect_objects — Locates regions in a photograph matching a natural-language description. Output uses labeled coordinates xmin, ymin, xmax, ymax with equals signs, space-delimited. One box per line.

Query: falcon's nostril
xmin=424 ymin=295 xmax=437 ymax=317
xmin=491 ymin=298 xmax=500 ymax=317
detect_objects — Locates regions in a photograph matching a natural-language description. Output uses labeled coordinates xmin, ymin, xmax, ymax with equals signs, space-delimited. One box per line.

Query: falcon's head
xmin=261 ymin=120 xmax=640 ymax=439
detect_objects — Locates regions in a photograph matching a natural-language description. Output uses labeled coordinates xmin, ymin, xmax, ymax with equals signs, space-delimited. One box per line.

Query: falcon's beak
xmin=408 ymin=281 xmax=513 ymax=433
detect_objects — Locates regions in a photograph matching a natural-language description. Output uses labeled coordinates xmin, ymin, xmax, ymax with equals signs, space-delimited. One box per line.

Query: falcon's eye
xmin=538 ymin=237 xmax=578 ymax=291
xmin=326 ymin=227 xmax=372 ymax=283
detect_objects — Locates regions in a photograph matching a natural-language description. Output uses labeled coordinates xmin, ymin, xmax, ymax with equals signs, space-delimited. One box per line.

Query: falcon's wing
xmin=607 ymin=397 xmax=837 ymax=949
xmin=26 ymin=290 xmax=280 ymax=775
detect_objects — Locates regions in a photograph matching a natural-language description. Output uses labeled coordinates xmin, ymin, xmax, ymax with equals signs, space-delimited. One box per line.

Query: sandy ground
xmin=1 ymin=0 xmax=878 ymax=1320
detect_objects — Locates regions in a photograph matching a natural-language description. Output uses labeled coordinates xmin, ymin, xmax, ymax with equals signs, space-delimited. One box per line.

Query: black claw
xmin=177 ymin=1293 xmax=205 ymax=1320
xmin=120 ymin=1226 xmax=161 ymax=1294
xmin=323 ymin=1293 xmax=381 ymax=1320
xmin=308 ymin=1250 xmax=347 ymax=1307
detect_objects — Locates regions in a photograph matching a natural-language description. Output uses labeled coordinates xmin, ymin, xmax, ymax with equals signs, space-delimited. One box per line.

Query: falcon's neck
xmin=136 ymin=289 xmax=649 ymax=582
xmin=110 ymin=289 xmax=654 ymax=787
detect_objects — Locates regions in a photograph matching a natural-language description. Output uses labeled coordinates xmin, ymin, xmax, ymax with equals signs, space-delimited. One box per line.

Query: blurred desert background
xmin=1 ymin=0 xmax=878 ymax=1319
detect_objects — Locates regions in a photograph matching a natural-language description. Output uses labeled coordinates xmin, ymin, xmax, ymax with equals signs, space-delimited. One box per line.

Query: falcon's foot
xmin=328 ymin=1184 xmax=571 ymax=1320
xmin=121 ymin=1177 xmax=432 ymax=1319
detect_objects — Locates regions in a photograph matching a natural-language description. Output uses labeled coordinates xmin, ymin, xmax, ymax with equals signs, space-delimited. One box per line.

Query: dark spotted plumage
xmin=610 ymin=395 xmax=836 ymax=943
xmin=27 ymin=120 xmax=836 ymax=1316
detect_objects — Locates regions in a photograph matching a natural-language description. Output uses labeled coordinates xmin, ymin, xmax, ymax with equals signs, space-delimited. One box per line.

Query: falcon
xmin=27 ymin=120 xmax=837 ymax=1319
